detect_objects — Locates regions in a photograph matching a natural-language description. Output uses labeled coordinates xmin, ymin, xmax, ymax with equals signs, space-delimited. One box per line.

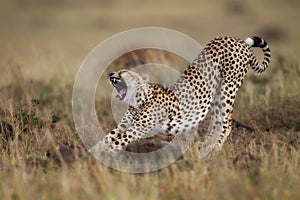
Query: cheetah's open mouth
xmin=110 ymin=76 xmax=127 ymax=100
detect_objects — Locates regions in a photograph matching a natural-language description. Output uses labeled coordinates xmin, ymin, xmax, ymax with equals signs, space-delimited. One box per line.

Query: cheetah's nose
xmin=109 ymin=72 xmax=115 ymax=77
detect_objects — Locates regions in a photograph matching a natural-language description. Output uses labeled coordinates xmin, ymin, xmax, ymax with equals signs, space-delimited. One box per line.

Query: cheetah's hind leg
xmin=198 ymin=86 xmax=223 ymax=159
xmin=199 ymin=80 xmax=240 ymax=159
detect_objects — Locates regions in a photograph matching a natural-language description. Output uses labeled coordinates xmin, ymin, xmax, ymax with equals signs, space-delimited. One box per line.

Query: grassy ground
xmin=0 ymin=0 xmax=299 ymax=199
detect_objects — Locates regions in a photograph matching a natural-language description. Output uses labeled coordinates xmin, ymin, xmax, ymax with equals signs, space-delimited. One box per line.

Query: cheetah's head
xmin=109 ymin=69 xmax=151 ymax=108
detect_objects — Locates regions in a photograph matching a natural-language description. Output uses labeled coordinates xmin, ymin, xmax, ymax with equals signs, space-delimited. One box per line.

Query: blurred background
xmin=0 ymin=0 xmax=299 ymax=86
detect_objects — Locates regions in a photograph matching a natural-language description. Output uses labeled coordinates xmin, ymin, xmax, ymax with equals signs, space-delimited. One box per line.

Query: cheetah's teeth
xmin=115 ymin=89 xmax=126 ymax=99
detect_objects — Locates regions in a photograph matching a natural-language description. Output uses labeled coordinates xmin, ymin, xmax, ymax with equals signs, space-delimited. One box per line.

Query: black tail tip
xmin=252 ymin=36 xmax=263 ymax=47
xmin=246 ymin=36 xmax=267 ymax=48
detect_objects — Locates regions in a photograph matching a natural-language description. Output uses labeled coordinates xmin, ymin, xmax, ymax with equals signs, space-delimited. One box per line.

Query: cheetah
xmin=90 ymin=36 xmax=271 ymax=159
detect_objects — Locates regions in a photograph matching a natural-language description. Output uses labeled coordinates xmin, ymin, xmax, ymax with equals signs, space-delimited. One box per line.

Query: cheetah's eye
xmin=110 ymin=77 xmax=121 ymax=85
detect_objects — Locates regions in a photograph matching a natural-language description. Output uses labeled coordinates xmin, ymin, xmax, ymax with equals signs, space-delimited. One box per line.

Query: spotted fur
xmin=91 ymin=36 xmax=271 ymax=158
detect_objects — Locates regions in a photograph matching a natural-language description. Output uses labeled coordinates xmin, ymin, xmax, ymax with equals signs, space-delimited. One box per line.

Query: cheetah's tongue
xmin=116 ymin=89 xmax=126 ymax=99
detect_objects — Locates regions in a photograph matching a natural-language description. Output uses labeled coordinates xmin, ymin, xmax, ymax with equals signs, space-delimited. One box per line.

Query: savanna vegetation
xmin=0 ymin=0 xmax=299 ymax=199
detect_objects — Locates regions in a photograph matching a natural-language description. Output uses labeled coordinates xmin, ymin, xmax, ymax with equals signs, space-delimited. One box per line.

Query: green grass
xmin=0 ymin=0 xmax=299 ymax=199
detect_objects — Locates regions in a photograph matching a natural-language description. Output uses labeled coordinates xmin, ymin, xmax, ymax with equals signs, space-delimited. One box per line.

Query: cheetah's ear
xmin=141 ymin=74 xmax=149 ymax=82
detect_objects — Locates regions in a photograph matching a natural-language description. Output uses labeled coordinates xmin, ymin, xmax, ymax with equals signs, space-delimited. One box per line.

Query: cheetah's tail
xmin=245 ymin=36 xmax=271 ymax=74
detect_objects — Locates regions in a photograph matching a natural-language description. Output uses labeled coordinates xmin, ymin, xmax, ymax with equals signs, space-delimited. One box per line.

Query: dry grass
xmin=0 ymin=0 xmax=299 ymax=199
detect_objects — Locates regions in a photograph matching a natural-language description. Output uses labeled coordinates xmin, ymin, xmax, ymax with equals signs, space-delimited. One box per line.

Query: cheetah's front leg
xmin=102 ymin=118 xmax=162 ymax=152
xmin=89 ymin=107 xmax=134 ymax=152
xmin=91 ymin=107 xmax=162 ymax=152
